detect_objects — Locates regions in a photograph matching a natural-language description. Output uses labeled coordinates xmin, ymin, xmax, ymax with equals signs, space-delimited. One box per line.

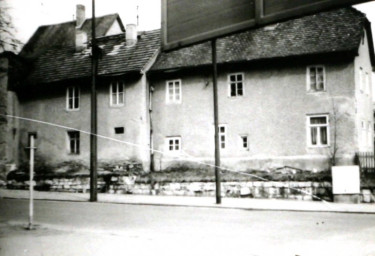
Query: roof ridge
xmin=36 ymin=13 xmax=119 ymax=29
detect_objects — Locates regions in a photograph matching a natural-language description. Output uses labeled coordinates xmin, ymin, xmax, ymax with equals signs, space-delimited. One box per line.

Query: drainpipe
xmin=149 ymin=82 xmax=155 ymax=192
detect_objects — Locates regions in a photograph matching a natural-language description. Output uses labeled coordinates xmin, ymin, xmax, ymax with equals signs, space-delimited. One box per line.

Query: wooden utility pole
xmin=212 ymin=39 xmax=221 ymax=204
xmin=90 ymin=0 xmax=98 ymax=202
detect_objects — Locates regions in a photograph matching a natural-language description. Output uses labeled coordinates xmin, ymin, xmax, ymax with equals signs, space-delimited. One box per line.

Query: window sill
xmin=307 ymin=90 xmax=326 ymax=94
xmin=228 ymin=95 xmax=244 ymax=99
xmin=109 ymin=104 xmax=125 ymax=108
xmin=307 ymin=145 xmax=330 ymax=149
xmin=166 ymin=102 xmax=182 ymax=105
xmin=66 ymin=108 xmax=80 ymax=112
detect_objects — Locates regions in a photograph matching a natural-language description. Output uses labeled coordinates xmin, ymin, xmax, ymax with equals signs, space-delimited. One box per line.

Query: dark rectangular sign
xmin=162 ymin=0 xmax=371 ymax=51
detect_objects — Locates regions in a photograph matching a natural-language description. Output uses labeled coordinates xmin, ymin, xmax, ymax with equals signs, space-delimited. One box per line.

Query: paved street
xmin=1 ymin=199 xmax=375 ymax=256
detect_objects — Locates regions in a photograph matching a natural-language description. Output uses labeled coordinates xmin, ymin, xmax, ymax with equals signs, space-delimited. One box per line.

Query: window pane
xmin=220 ymin=127 xmax=225 ymax=133
xmin=175 ymin=140 xmax=179 ymax=150
xmin=237 ymin=83 xmax=243 ymax=96
xmin=76 ymin=139 xmax=80 ymax=154
xmin=231 ymin=83 xmax=236 ymax=96
xmin=310 ymin=117 xmax=327 ymax=124
xmin=310 ymin=80 xmax=316 ymax=90
xmin=237 ymin=74 xmax=242 ymax=81
xmin=230 ymin=75 xmax=236 ymax=82
xmin=311 ymin=127 xmax=317 ymax=145
xmin=118 ymin=83 xmax=124 ymax=93
xmin=74 ymin=96 xmax=79 ymax=109
xmin=118 ymin=93 xmax=124 ymax=104
xmin=320 ymin=127 xmax=327 ymax=145
xmin=317 ymin=82 xmax=324 ymax=90
xmin=69 ymin=98 xmax=73 ymax=109
xmin=242 ymin=137 xmax=247 ymax=148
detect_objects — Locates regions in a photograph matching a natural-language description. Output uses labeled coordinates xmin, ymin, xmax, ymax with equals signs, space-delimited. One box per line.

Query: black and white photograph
xmin=1 ymin=0 xmax=375 ymax=255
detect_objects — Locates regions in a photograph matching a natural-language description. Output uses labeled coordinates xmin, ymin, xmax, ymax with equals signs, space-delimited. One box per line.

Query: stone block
xmin=361 ymin=189 xmax=373 ymax=203
xmin=240 ymin=187 xmax=252 ymax=196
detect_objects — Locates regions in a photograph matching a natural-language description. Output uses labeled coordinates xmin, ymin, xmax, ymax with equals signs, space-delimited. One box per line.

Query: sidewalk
xmin=1 ymin=188 xmax=375 ymax=214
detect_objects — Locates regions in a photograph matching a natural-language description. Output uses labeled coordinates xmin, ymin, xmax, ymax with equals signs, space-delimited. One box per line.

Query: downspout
xmin=149 ymin=83 xmax=154 ymax=174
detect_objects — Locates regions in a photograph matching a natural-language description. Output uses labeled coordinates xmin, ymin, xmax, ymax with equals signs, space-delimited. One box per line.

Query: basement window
xmin=240 ymin=135 xmax=249 ymax=150
xmin=166 ymin=137 xmax=181 ymax=152
xmin=114 ymin=127 xmax=125 ymax=134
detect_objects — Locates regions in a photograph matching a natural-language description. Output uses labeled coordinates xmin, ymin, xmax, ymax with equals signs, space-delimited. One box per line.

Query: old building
xmin=1 ymin=6 xmax=374 ymax=173
xmin=149 ymin=7 xmax=375 ymax=171
xmin=2 ymin=5 xmax=159 ymax=171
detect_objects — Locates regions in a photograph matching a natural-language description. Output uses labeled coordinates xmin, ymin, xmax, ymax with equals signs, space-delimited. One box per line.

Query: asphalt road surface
xmin=1 ymin=198 xmax=375 ymax=256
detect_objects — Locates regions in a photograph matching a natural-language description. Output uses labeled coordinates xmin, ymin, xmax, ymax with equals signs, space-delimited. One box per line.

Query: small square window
xmin=166 ymin=137 xmax=181 ymax=152
xmin=114 ymin=127 xmax=124 ymax=134
xmin=240 ymin=135 xmax=249 ymax=150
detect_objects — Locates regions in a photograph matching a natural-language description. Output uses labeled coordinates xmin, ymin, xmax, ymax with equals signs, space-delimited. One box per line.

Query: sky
xmin=4 ymin=0 xmax=161 ymax=44
xmin=4 ymin=0 xmax=375 ymax=46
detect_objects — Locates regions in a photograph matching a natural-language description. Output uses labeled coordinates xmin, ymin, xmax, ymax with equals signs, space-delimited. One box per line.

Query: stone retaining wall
xmin=6 ymin=176 xmax=333 ymax=201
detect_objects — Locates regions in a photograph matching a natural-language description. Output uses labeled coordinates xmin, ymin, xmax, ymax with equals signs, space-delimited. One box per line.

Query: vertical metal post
xmin=212 ymin=39 xmax=221 ymax=204
xmin=90 ymin=0 xmax=98 ymax=202
xmin=28 ymin=135 xmax=35 ymax=229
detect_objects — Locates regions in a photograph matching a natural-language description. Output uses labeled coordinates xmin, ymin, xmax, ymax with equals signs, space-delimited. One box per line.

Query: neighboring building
xmin=1 ymin=7 xmax=374 ymax=173
xmin=149 ymin=8 xmax=375 ymax=171
xmin=1 ymin=5 xmax=160 ymax=171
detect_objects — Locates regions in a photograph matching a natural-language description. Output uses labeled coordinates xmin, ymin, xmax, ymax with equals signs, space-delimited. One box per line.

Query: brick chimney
xmin=75 ymin=4 xmax=87 ymax=51
xmin=126 ymin=24 xmax=137 ymax=46
xmin=76 ymin=4 xmax=85 ymax=28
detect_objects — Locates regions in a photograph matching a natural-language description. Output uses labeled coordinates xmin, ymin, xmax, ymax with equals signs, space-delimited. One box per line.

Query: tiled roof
xmin=20 ymin=14 xmax=123 ymax=59
xmin=25 ymin=29 xmax=160 ymax=85
xmin=152 ymin=8 xmax=369 ymax=71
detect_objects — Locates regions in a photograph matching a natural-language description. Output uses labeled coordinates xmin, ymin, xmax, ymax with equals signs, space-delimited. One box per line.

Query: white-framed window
xmin=307 ymin=66 xmax=325 ymax=92
xmin=110 ymin=81 xmax=125 ymax=106
xmin=66 ymin=86 xmax=80 ymax=110
xmin=228 ymin=73 xmax=244 ymax=97
xmin=240 ymin=135 xmax=249 ymax=150
xmin=166 ymin=80 xmax=182 ymax=104
xmin=307 ymin=115 xmax=329 ymax=147
xmin=219 ymin=125 xmax=227 ymax=149
xmin=67 ymin=131 xmax=80 ymax=154
xmin=166 ymin=137 xmax=181 ymax=152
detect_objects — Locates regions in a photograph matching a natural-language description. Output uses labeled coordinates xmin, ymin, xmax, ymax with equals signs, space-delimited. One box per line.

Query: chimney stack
xmin=126 ymin=24 xmax=137 ymax=46
xmin=75 ymin=5 xmax=87 ymax=51
xmin=76 ymin=4 xmax=85 ymax=28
